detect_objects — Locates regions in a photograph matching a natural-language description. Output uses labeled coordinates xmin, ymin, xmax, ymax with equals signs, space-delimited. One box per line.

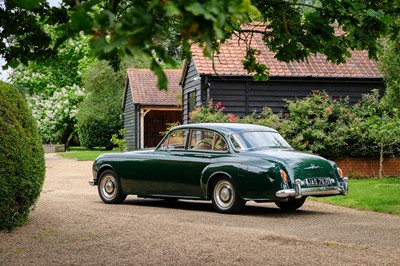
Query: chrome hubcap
xmin=105 ymin=180 xmax=115 ymax=194
xmin=101 ymin=175 xmax=117 ymax=199
xmin=220 ymin=187 xmax=231 ymax=202
xmin=214 ymin=180 xmax=234 ymax=209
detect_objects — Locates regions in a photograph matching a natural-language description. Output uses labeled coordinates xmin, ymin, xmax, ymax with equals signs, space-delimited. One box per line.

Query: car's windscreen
xmin=230 ymin=131 xmax=292 ymax=151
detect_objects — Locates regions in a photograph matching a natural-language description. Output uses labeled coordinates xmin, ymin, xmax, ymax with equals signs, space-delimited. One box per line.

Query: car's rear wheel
xmin=98 ymin=170 xmax=127 ymax=204
xmin=211 ymin=177 xmax=245 ymax=214
xmin=275 ymin=197 xmax=306 ymax=210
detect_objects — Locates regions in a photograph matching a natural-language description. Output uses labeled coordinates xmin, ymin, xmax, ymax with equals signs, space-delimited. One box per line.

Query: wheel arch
xmin=206 ymin=171 xmax=242 ymax=200
xmin=96 ymin=164 xmax=116 ymax=181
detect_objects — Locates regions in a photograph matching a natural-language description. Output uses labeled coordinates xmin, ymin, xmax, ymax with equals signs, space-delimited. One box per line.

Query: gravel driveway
xmin=1 ymin=153 xmax=399 ymax=265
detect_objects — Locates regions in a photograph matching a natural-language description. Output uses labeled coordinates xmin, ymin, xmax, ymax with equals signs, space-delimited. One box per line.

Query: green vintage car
xmin=90 ymin=123 xmax=348 ymax=213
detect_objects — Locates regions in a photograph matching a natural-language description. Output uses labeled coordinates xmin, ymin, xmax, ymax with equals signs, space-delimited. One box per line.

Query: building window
xmin=188 ymin=91 xmax=196 ymax=113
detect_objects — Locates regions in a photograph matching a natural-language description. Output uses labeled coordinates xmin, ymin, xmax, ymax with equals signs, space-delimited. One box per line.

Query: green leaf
xmin=186 ymin=3 xmax=206 ymax=16
xmin=151 ymin=59 xmax=168 ymax=90
xmin=14 ymin=0 xmax=42 ymax=9
xmin=164 ymin=3 xmax=182 ymax=17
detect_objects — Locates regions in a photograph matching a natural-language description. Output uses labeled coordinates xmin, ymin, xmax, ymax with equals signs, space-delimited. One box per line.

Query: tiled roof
xmin=127 ymin=68 xmax=182 ymax=106
xmin=191 ymin=25 xmax=381 ymax=78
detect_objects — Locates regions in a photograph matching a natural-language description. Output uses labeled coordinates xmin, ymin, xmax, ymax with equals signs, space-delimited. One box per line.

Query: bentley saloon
xmin=89 ymin=123 xmax=348 ymax=213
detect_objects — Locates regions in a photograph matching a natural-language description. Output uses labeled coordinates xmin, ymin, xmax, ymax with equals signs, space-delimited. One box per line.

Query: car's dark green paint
xmin=90 ymin=123 xmax=348 ymax=213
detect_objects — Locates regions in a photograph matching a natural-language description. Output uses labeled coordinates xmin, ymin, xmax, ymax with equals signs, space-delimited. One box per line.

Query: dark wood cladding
xmin=187 ymin=76 xmax=385 ymax=121
xmin=123 ymin=79 xmax=139 ymax=150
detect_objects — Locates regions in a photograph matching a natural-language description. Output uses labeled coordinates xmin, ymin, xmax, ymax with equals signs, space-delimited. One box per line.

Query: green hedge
xmin=0 ymin=81 xmax=45 ymax=231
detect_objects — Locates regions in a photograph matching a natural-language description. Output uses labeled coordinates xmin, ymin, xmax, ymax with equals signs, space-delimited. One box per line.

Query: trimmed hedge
xmin=0 ymin=81 xmax=45 ymax=231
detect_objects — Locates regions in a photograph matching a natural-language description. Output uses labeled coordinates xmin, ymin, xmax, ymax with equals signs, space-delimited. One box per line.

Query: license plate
xmin=305 ymin=177 xmax=331 ymax=186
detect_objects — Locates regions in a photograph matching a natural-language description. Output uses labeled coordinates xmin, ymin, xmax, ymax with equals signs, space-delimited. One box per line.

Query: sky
xmin=0 ymin=0 xmax=62 ymax=81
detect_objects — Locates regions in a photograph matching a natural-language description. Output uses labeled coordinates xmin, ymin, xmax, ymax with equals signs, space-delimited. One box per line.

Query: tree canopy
xmin=1 ymin=0 xmax=399 ymax=88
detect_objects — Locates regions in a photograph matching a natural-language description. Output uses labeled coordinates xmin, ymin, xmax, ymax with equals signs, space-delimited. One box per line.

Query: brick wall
xmin=335 ymin=157 xmax=400 ymax=177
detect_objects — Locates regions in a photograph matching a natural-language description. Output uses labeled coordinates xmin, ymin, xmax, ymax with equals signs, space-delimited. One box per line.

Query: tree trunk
xmin=379 ymin=143 xmax=384 ymax=178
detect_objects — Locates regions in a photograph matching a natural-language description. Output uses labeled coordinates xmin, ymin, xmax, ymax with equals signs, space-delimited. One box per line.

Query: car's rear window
xmin=230 ymin=131 xmax=292 ymax=151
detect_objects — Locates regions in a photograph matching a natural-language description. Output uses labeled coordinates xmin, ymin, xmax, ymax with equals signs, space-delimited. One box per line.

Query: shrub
xmin=160 ymin=122 xmax=181 ymax=136
xmin=279 ymin=91 xmax=352 ymax=158
xmin=26 ymin=85 xmax=85 ymax=144
xmin=189 ymin=99 xmax=236 ymax=123
xmin=237 ymin=107 xmax=282 ymax=129
xmin=111 ymin=128 xmax=127 ymax=151
xmin=0 ymin=81 xmax=45 ymax=231
xmin=76 ymin=60 xmax=124 ymax=149
xmin=348 ymin=90 xmax=400 ymax=159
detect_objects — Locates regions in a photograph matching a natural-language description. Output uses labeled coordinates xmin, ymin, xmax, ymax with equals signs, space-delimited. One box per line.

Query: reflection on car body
xmin=90 ymin=123 xmax=348 ymax=213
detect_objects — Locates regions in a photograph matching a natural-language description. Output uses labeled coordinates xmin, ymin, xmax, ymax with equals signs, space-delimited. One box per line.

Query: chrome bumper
xmin=89 ymin=179 xmax=97 ymax=186
xmin=276 ymin=177 xmax=348 ymax=199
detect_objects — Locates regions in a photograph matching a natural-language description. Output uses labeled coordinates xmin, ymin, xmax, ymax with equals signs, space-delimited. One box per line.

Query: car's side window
xmin=230 ymin=135 xmax=242 ymax=151
xmin=159 ymin=129 xmax=188 ymax=150
xmin=190 ymin=130 xmax=227 ymax=152
xmin=213 ymin=134 xmax=228 ymax=151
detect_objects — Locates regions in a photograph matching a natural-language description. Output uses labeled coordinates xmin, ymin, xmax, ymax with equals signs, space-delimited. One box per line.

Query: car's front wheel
xmin=98 ymin=170 xmax=127 ymax=204
xmin=275 ymin=197 xmax=306 ymax=210
xmin=211 ymin=177 xmax=245 ymax=214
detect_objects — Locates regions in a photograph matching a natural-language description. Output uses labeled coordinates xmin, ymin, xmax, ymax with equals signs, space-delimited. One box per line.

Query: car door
xmin=176 ymin=129 xmax=229 ymax=197
xmin=131 ymin=129 xmax=189 ymax=195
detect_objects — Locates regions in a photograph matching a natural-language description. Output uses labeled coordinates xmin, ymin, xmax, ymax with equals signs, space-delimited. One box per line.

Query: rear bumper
xmin=276 ymin=177 xmax=348 ymax=199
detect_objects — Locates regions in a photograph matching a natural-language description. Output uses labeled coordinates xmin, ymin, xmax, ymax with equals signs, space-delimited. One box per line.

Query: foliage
xmin=189 ymin=99 xmax=236 ymax=123
xmin=1 ymin=0 xmax=399 ymax=88
xmin=160 ymin=121 xmax=181 ymax=136
xmin=111 ymin=129 xmax=126 ymax=152
xmin=379 ymin=17 xmax=400 ymax=110
xmin=0 ymin=81 xmax=45 ymax=231
xmin=8 ymin=33 xmax=93 ymax=94
xmin=76 ymin=60 xmax=125 ymax=150
xmin=236 ymin=107 xmax=282 ymax=131
xmin=26 ymin=85 xmax=85 ymax=144
xmin=8 ymin=32 xmax=94 ymax=144
xmin=277 ymin=90 xmax=400 ymax=161
xmin=350 ymin=91 xmax=400 ymax=177
xmin=312 ymin=178 xmax=400 ymax=215
xmin=349 ymin=91 xmax=400 ymax=160
xmin=280 ymin=91 xmax=353 ymax=158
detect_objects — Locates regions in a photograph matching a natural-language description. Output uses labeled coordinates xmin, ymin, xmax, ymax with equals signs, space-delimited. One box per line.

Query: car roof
xmin=172 ymin=123 xmax=277 ymax=134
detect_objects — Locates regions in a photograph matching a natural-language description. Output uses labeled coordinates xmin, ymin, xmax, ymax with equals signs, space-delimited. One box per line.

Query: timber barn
xmin=123 ymin=68 xmax=182 ymax=150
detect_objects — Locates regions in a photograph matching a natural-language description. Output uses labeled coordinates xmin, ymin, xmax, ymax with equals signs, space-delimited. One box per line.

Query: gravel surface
xmin=1 ymin=153 xmax=399 ymax=265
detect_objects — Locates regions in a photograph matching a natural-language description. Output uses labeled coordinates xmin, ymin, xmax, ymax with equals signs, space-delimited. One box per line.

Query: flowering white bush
xmin=27 ymin=85 xmax=86 ymax=143
xmin=8 ymin=29 xmax=94 ymax=144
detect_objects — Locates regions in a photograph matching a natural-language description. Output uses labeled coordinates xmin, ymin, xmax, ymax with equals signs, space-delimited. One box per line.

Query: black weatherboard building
xmin=180 ymin=24 xmax=385 ymax=124
xmin=123 ymin=69 xmax=182 ymax=150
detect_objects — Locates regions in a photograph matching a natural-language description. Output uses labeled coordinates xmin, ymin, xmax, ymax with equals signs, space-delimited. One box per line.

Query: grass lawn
xmin=58 ymin=147 xmax=121 ymax=161
xmin=311 ymin=178 xmax=400 ymax=215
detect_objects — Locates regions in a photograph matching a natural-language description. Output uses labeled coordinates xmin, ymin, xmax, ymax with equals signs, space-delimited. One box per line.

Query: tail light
xmin=280 ymin=170 xmax=288 ymax=184
xmin=337 ymin=167 xmax=344 ymax=178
